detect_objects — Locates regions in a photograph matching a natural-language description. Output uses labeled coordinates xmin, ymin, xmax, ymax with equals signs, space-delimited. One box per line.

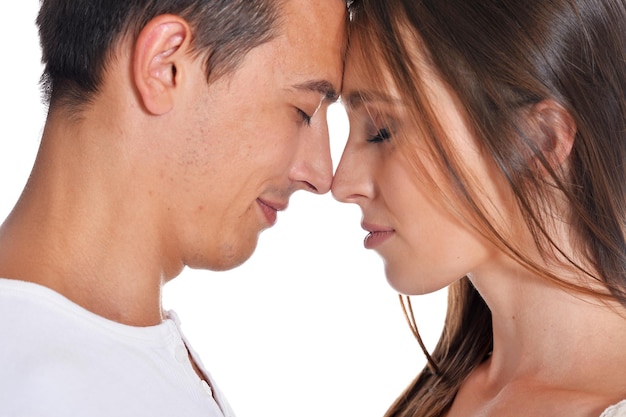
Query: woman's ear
xmin=529 ymin=99 xmax=577 ymax=170
xmin=133 ymin=14 xmax=192 ymax=115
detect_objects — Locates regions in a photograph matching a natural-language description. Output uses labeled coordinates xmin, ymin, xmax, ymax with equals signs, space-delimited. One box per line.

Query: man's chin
xmin=197 ymin=240 xmax=260 ymax=272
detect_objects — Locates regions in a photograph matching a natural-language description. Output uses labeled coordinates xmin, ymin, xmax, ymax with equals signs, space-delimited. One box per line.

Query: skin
xmin=333 ymin=35 xmax=626 ymax=417
xmin=0 ymin=0 xmax=346 ymax=327
xmin=333 ymin=40 xmax=505 ymax=295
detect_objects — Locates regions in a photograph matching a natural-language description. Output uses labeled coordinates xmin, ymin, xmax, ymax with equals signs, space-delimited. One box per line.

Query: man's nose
xmin=290 ymin=125 xmax=333 ymax=194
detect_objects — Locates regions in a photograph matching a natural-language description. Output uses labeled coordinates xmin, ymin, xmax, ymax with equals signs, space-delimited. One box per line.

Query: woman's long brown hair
xmin=347 ymin=1 xmax=626 ymax=416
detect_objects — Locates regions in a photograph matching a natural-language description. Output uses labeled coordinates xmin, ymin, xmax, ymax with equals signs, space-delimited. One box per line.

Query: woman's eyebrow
xmin=342 ymin=90 xmax=400 ymax=110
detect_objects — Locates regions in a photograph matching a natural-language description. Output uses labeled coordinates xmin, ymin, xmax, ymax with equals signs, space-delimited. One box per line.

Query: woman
xmin=332 ymin=0 xmax=626 ymax=416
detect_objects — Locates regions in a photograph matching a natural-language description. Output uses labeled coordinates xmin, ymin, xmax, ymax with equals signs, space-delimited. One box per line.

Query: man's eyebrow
xmin=293 ymin=80 xmax=339 ymax=102
xmin=342 ymin=90 xmax=401 ymax=110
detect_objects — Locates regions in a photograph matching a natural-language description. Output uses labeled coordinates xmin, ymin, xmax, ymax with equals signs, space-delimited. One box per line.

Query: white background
xmin=0 ymin=4 xmax=446 ymax=417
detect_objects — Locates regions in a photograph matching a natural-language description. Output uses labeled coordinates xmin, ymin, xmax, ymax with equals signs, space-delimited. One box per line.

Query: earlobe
xmin=133 ymin=15 xmax=192 ymax=115
xmin=531 ymin=100 xmax=577 ymax=169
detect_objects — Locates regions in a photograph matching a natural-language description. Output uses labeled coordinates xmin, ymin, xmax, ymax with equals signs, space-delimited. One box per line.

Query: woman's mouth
xmin=362 ymin=222 xmax=395 ymax=249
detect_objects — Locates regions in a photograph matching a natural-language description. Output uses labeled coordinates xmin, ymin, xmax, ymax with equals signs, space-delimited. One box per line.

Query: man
xmin=0 ymin=0 xmax=347 ymax=416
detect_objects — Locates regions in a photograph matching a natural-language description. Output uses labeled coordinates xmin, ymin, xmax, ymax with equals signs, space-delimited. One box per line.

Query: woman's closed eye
xmin=367 ymin=127 xmax=392 ymax=143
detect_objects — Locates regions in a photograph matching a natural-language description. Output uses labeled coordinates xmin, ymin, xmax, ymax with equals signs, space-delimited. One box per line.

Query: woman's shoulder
xmin=601 ymin=400 xmax=626 ymax=417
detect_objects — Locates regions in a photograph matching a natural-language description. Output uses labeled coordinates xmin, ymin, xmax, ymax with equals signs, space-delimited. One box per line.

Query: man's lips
xmin=257 ymin=198 xmax=287 ymax=226
xmin=362 ymin=222 xmax=395 ymax=249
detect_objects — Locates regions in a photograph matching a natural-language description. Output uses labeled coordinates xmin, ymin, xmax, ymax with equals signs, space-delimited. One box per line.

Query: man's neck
xmin=0 ymin=116 xmax=180 ymax=327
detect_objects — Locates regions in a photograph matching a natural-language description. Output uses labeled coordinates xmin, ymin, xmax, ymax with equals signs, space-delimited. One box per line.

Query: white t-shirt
xmin=0 ymin=278 xmax=235 ymax=417
xmin=602 ymin=400 xmax=626 ymax=417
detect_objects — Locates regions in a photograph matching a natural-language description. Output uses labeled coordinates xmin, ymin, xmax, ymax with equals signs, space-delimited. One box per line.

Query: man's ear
xmin=133 ymin=15 xmax=192 ymax=115
xmin=529 ymin=99 xmax=577 ymax=170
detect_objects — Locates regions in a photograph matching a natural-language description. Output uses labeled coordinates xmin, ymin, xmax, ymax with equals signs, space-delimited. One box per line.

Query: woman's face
xmin=332 ymin=39 xmax=511 ymax=295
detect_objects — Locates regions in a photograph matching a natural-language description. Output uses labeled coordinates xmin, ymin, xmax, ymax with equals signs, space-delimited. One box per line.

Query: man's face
xmin=160 ymin=0 xmax=346 ymax=272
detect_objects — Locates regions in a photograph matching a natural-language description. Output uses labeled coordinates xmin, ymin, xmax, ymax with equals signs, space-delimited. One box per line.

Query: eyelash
xmin=367 ymin=127 xmax=392 ymax=143
xmin=297 ymin=108 xmax=312 ymax=126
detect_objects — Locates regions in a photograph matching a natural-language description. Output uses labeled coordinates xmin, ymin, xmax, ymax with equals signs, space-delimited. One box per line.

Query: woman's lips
xmin=364 ymin=230 xmax=394 ymax=249
xmin=362 ymin=222 xmax=395 ymax=249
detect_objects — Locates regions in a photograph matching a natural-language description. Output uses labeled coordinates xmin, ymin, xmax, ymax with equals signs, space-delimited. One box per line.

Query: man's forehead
xmin=278 ymin=0 xmax=347 ymax=59
xmin=270 ymin=0 xmax=346 ymax=99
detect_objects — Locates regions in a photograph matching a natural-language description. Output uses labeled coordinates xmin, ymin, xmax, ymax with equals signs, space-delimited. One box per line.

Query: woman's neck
xmin=468 ymin=259 xmax=626 ymax=398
